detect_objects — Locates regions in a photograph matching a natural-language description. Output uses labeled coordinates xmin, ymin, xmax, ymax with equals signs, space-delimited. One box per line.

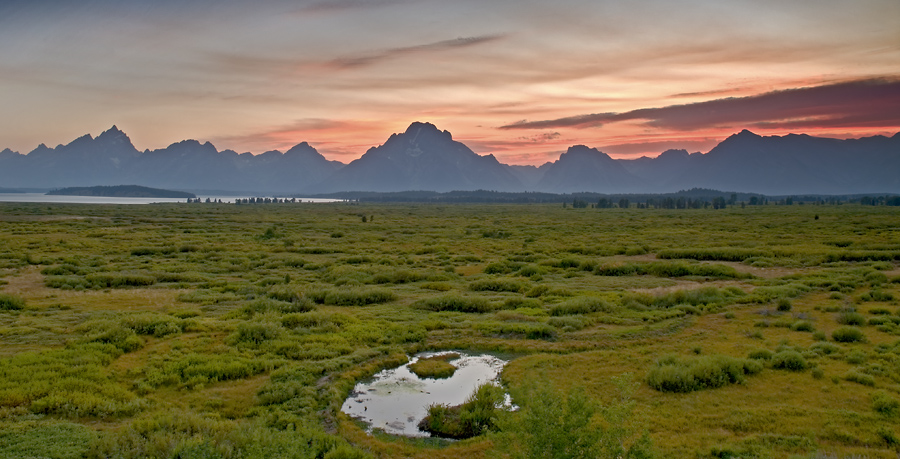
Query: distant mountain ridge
xmin=0 ymin=123 xmax=897 ymax=195
xmin=47 ymin=185 xmax=196 ymax=198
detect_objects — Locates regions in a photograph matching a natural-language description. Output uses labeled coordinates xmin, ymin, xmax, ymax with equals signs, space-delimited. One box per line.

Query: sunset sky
xmin=1 ymin=0 xmax=898 ymax=165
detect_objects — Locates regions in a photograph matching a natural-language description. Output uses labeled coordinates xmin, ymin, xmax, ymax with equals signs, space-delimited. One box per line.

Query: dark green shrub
xmin=844 ymin=370 xmax=875 ymax=386
xmin=837 ymin=312 xmax=866 ymax=326
xmin=0 ymin=293 xmax=25 ymax=310
xmin=315 ymin=287 xmax=396 ymax=306
xmin=414 ymin=294 xmax=493 ymax=313
xmin=524 ymin=285 xmax=550 ymax=298
xmin=747 ymin=349 xmax=773 ymax=360
xmin=791 ymin=320 xmax=815 ymax=332
xmin=468 ymin=278 xmax=525 ymax=293
xmin=656 ymin=247 xmax=771 ymax=262
xmin=771 ymin=350 xmax=808 ymax=371
xmin=230 ymin=322 xmax=281 ymax=345
xmin=832 ymin=326 xmax=865 ymax=343
xmin=647 ymin=354 xmax=762 ymax=393
xmin=549 ymin=297 xmax=615 ymax=316
xmin=776 ymin=299 xmax=792 ymax=312
xmin=873 ymin=390 xmax=900 ymax=416
xmin=85 ymin=272 xmax=156 ymax=288
xmin=846 ymin=349 xmax=867 ymax=364
xmin=419 ymin=383 xmax=505 ymax=438
xmin=121 ymin=313 xmax=183 ymax=337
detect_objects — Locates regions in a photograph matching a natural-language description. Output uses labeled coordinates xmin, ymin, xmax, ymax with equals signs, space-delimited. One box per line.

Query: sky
xmin=1 ymin=0 xmax=898 ymax=165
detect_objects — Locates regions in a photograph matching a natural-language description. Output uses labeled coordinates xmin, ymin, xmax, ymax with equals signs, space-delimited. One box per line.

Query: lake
xmin=0 ymin=193 xmax=342 ymax=205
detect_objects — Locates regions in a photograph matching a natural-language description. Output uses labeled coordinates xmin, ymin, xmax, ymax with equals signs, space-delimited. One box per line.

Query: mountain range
xmin=1 ymin=122 xmax=898 ymax=195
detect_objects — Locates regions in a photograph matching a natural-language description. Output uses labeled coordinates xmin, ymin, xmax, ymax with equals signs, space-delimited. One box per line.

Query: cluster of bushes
xmin=305 ymin=287 xmax=396 ymax=306
xmin=622 ymin=286 xmax=746 ymax=311
xmin=45 ymin=272 xmax=157 ymax=289
xmin=832 ymin=326 xmax=866 ymax=343
xmin=414 ymin=294 xmax=493 ymax=313
xmin=647 ymin=354 xmax=762 ymax=392
xmin=139 ymin=351 xmax=275 ymax=389
xmin=657 ymin=247 xmax=772 ymax=262
xmin=419 ymin=383 xmax=505 ymax=439
xmin=549 ymin=297 xmax=616 ymax=316
xmin=468 ymin=278 xmax=526 ymax=293
xmin=477 ymin=321 xmax=556 ymax=340
xmin=594 ymin=261 xmax=746 ymax=279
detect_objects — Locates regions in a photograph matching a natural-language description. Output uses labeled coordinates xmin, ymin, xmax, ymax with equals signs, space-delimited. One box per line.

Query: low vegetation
xmin=0 ymin=202 xmax=898 ymax=458
xmin=409 ymin=353 xmax=459 ymax=379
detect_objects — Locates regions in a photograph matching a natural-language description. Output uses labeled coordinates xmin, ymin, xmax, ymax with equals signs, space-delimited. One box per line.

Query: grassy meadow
xmin=0 ymin=201 xmax=899 ymax=458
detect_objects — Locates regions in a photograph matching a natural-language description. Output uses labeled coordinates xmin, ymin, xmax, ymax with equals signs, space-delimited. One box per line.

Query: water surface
xmin=0 ymin=193 xmax=340 ymax=204
xmin=341 ymin=352 xmax=508 ymax=437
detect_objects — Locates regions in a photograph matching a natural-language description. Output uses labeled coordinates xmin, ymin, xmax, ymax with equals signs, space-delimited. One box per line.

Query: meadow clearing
xmin=0 ymin=201 xmax=899 ymax=458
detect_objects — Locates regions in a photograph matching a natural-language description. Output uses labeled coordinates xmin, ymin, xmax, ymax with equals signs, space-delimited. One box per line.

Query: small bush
xmin=747 ymin=349 xmax=773 ymax=360
xmin=832 ymin=326 xmax=865 ymax=343
xmin=873 ymin=390 xmax=900 ymax=416
xmin=0 ymin=293 xmax=25 ymax=310
xmin=647 ymin=354 xmax=762 ymax=393
xmin=836 ymin=312 xmax=866 ymax=326
xmin=844 ymin=370 xmax=875 ymax=386
xmin=776 ymin=299 xmax=792 ymax=312
xmin=846 ymin=349 xmax=867 ymax=364
xmin=229 ymin=322 xmax=281 ymax=345
xmin=771 ymin=350 xmax=808 ymax=371
xmin=790 ymin=320 xmax=815 ymax=332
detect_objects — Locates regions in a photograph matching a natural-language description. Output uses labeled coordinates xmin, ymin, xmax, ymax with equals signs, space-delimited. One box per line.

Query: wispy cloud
xmin=325 ymin=35 xmax=506 ymax=70
xmin=500 ymin=77 xmax=900 ymax=132
xmin=294 ymin=0 xmax=412 ymax=15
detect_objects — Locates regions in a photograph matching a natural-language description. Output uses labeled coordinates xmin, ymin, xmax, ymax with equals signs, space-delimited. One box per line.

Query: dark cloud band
xmin=499 ymin=77 xmax=900 ymax=131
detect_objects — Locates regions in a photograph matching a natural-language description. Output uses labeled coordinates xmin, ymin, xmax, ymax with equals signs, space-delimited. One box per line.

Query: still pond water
xmin=341 ymin=352 xmax=509 ymax=437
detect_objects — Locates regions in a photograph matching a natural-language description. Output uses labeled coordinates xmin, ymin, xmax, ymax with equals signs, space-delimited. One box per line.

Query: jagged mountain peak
xmin=285 ymin=141 xmax=319 ymax=156
xmin=96 ymin=125 xmax=131 ymax=143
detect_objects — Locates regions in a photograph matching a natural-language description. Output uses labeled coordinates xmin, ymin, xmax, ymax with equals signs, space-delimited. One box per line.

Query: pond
xmin=340 ymin=351 xmax=509 ymax=437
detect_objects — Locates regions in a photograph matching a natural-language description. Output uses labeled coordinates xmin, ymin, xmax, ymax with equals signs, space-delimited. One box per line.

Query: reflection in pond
xmin=340 ymin=352 xmax=508 ymax=437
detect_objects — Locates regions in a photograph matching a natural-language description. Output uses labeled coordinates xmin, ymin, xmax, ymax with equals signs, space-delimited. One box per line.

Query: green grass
xmin=0 ymin=202 xmax=899 ymax=458
xmin=409 ymin=354 xmax=459 ymax=379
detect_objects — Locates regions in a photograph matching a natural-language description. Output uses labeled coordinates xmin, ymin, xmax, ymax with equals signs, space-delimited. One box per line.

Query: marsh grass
xmin=409 ymin=353 xmax=459 ymax=379
xmin=0 ymin=202 xmax=899 ymax=458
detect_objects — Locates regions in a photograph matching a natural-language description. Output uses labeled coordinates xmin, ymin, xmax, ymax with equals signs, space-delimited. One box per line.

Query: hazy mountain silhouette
xmin=619 ymin=149 xmax=703 ymax=192
xmin=0 ymin=126 xmax=140 ymax=188
xmin=0 ymin=124 xmax=897 ymax=195
xmin=534 ymin=145 xmax=644 ymax=193
xmin=660 ymin=130 xmax=900 ymax=194
xmin=0 ymin=126 xmax=342 ymax=193
xmin=314 ymin=122 xmax=523 ymax=193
